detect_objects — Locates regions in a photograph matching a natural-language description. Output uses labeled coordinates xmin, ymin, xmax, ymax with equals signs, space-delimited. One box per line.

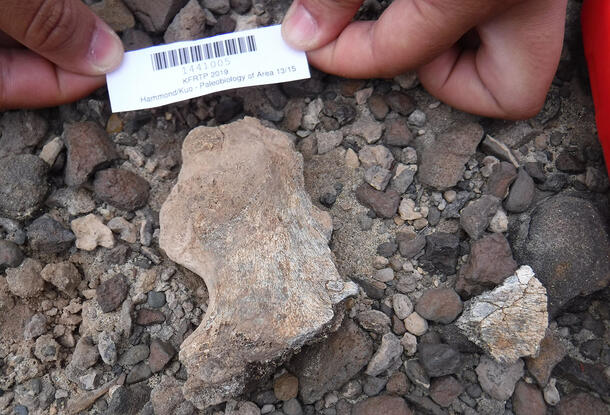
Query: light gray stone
xmin=456 ymin=266 xmax=548 ymax=364
xmin=393 ymin=294 xmax=413 ymax=320
xmin=476 ymin=356 xmax=524 ymax=401
xmin=159 ymin=118 xmax=357 ymax=409
xmin=365 ymin=333 xmax=403 ymax=376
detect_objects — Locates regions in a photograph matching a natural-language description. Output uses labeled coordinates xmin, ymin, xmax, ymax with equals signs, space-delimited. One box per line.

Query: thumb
xmin=0 ymin=0 xmax=124 ymax=75
xmin=282 ymin=0 xmax=363 ymax=50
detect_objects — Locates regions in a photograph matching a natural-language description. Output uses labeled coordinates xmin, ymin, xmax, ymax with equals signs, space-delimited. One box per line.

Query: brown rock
xmin=93 ymin=168 xmax=149 ymax=211
xmin=386 ymin=372 xmax=410 ymax=395
xmin=5 ymin=258 xmax=44 ymax=298
xmin=485 ymin=162 xmax=517 ymax=198
xmin=418 ymin=122 xmax=484 ymax=190
xmin=384 ymin=91 xmax=416 ymax=115
xmin=556 ymin=393 xmax=609 ymax=415
xmin=96 ymin=274 xmax=129 ymax=313
xmin=151 ymin=376 xmax=190 ymax=415
xmin=352 ymin=395 xmax=412 ymax=415
xmin=512 ymin=381 xmax=545 ymax=415
xmin=429 ymin=376 xmax=463 ymax=407
xmin=159 ymin=118 xmax=358 ymax=409
xmin=273 ymin=373 xmax=298 ymax=401
xmin=123 ymin=0 xmax=188 ymax=33
xmin=456 ymin=233 xmax=518 ymax=298
xmin=415 ymin=288 xmax=463 ymax=324
xmin=148 ymin=339 xmax=176 ymax=372
xmin=41 ymin=262 xmax=82 ymax=296
xmin=64 ymin=122 xmax=118 ymax=186
xmin=355 ymin=184 xmax=400 ymax=218
xmin=384 ymin=118 xmax=412 ymax=147
xmin=90 ymin=0 xmax=135 ymax=32
xmin=525 ymin=329 xmax=566 ymax=386
xmin=368 ymin=94 xmax=389 ymax=120
xmin=135 ymin=309 xmax=166 ymax=326
xmin=288 ymin=319 xmax=373 ymax=404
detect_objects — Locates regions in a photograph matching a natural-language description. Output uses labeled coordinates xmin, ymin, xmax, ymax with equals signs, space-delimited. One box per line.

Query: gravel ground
xmin=0 ymin=0 xmax=609 ymax=414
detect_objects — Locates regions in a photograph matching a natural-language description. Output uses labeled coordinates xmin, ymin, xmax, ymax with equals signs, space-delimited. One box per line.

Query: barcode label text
xmin=151 ymin=35 xmax=257 ymax=71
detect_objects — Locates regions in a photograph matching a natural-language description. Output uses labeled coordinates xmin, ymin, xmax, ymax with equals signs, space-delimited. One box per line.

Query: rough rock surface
xmin=415 ymin=288 xmax=463 ymax=324
xmin=352 ymin=395 xmax=412 ymax=415
xmin=159 ymin=118 xmax=358 ymax=408
xmin=5 ymin=258 xmax=45 ymax=298
xmin=0 ymin=154 xmax=49 ymax=220
xmin=0 ymin=111 xmax=48 ymax=157
xmin=476 ymin=356 xmax=524 ymax=401
xmin=124 ymin=0 xmax=188 ymax=32
xmin=418 ymin=122 xmax=484 ymax=190
xmin=288 ymin=319 xmax=373 ymax=404
xmin=459 ymin=195 xmax=500 ymax=240
xmin=163 ymin=0 xmax=206 ymax=43
xmin=71 ymin=214 xmax=115 ymax=251
xmin=93 ymin=168 xmax=150 ymax=211
xmin=63 ymin=122 xmax=118 ymax=187
xmin=509 ymin=194 xmax=610 ymax=315
xmin=456 ymin=233 xmax=518 ymax=298
xmin=456 ymin=266 xmax=548 ymax=363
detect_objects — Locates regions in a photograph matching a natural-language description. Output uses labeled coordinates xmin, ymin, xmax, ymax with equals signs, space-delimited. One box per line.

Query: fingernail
xmin=282 ymin=3 xmax=317 ymax=50
xmin=89 ymin=23 xmax=124 ymax=74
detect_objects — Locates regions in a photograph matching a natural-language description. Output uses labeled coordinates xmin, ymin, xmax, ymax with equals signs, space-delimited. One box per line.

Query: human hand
xmin=282 ymin=0 xmax=567 ymax=119
xmin=0 ymin=0 xmax=124 ymax=110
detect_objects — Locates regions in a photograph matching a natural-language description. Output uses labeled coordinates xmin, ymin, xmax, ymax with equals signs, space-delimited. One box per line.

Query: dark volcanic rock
xmin=384 ymin=118 xmax=412 ymax=147
xmin=553 ymin=357 xmax=610 ymax=397
xmin=509 ymin=194 xmax=610 ymax=315
xmin=418 ymin=122 xmax=484 ymax=190
xmin=429 ymin=376 xmax=463 ymax=407
xmin=398 ymin=234 xmax=426 ymax=259
xmin=485 ymin=162 xmax=517 ymax=198
xmin=355 ymin=184 xmax=400 ymax=218
xmin=27 ymin=215 xmax=75 ymax=254
xmin=423 ymin=233 xmax=460 ymax=275
xmin=0 ymin=111 xmax=48 ymax=157
xmin=459 ymin=195 xmax=501 ymax=239
xmin=555 ymin=393 xmax=609 ymax=415
xmin=148 ymin=339 xmax=176 ymax=372
xmin=123 ymin=0 xmax=188 ymax=33
xmin=288 ymin=319 xmax=373 ymax=404
xmin=384 ymin=91 xmax=416 ymax=115
xmin=93 ymin=168 xmax=150 ymax=211
xmin=504 ymin=168 xmax=535 ymax=213
xmin=0 ymin=154 xmax=49 ymax=220
xmin=456 ymin=233 xmax=518 ymax=298
xmin=64 ymin=122 xmax=118 ymax=186
xmin=96 ymin=274 xmax=129 ymax=313
xmin=0 ymin=240 xmax=24 ymax=272
xmin=418 ymin=343 xmax=462 ymax=377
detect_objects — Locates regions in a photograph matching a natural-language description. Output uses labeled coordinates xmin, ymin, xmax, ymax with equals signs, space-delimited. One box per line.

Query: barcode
xmin=151 ymin=35 xmax=257 ymax=71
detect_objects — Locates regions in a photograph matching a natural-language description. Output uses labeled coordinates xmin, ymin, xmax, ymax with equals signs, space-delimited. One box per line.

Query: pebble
xmin=384 ymin=118 xmax=412 ymax=147
xmin=418 ymin=343 xmax=462 ymax=377
xmin=393 ymin=294 xmax=414 ymax=320
xmin=107 ymin=217 xmax=138 ymax=243
xmin=344 ymin=148 xmax=360 ymax=168
xmin=90 ymin=0 xmax=135 ymax=31
xmin=126 ymin=362 xmax=153 ymax=384
xmin=363 ymin=376 xmax=387 ymax=396
xmin=404 ymin=359 xmax=430 ymax=389
xmin=377 ymin=242 xmax=397 ymax=257
xmin=203 ymin=0 xmax=230 ymax=14
xmin=415 ymin=288 xmax=463 ymax=324
xmin=41 ymin=262 xmax=82 ymax=296
xmin=485 ymin=161 xmax=517 ymax=198
xmin=63 ymin=121 xmax=118 ymax=186
xmin=273 ymin=373 xmax=298 ymax=401
xmin=403 ymin=312 xmax=428 ymax=336
xmin=399 ymin=198 xmax=428 ymax=221
xmin=488 ymin=208 xmax=508 ymax=233
xmin=316 ymin=131 xmax=344 ymax=154
xmin=391 ymin=164 xmax=416 ymax=194
xmin=27 ymin=215 xmax=75 ymax=253
xmin=71 ymin=214 xmax=115 ymax=251
xmin=429 ymin=376 xmax=463 ymax=407
xmin=374 ymin=268 xmax=394 ymax=282
xmin=34 ymin=334 xmax=60 ymax=362
xmin=364 ymin=166 xmax=392 ymax=190
xmin=0 ymin=155 xmax=49 ymax=221
xmin=423 ymin=232 xmax=460 ymax=275
xmin=98 ymin=331 xmax=118 ymax=365
xmin=39 ymin=137 xmax=64 ymax=166
xmin=0 ymin=239 xmax=23 ymax=271
xmin=230 ymin=0 xmax=252 ymax=14
xmin=398 ymin=233 xmax=426 ymax=259
xmin=71 ymin=336 xmax=99 ymax=370
xmin=5 ymin=258 xmax=44 ymax=298
xmin=96 ymin=274 xmax=129 ymax=313
xmin=384 ymin=91 xmax=416 ymax=115
xmin=401 ymin=333 xmax=417 ymax=355
xmin=24 ymin=313 xmax=47 ymax=340
xmin=386 ymin=371 xmax=410 ymax=395
xmin=46 ymin=187 xmax=96 ymax=216
xmin=408 ymin=110 xmax=426 ymax=126
xmin=147 ymin=291 xmax=166 ymax=308
xmin=459 ymin=195 xmax=501 ymax=240
xmin=349 ymin=113 xmax=384 ymax=144
xmin=367 ymin=95 xmax=389 ymax=120
xmin=504 ymin=168 xmax=535 ymax=213
xmin=476 ymin=356 xmax=524 ymax=401
xmin=542 ymin=378 xmax=560 ymax=406
xmin=148 ymin=339 xmax=176 ymax=372
xmin=93 ymin=168 xmax=150 ymax=211
xmin=136 ymin=309 xmax=166 ymax=326
xmin=512 ymin=381 xmax=546 ymax=415
xmin=358 ymin=145 xmax=395 ymax=169
xmin=356 ymin=310 xmax=391 ymax=334
xmin=365 ymin=332 xmax=403 ymax=376
xmin=0 ymin=111 xmax=48 ymax=157
xmin=355 ymin=184 xmax=400 ymax=219
xmin=164 ymin=0 xmax=206 ymax=42
xmin=119 ymin=344 xmax=150 ymax=366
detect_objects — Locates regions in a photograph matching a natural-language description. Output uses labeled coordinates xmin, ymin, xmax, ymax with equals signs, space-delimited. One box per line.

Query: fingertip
xmin=87 ymin=22 xmax=124 ymax=75
xmin=282 ymin=2 xmax=319 ymax=50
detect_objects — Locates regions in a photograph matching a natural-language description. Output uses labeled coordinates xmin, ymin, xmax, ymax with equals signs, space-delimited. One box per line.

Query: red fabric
xmin=582 ymin=0 xmax=610 ymax=178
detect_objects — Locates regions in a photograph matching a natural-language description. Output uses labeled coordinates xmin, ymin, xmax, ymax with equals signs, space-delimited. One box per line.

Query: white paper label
xmin=106 ymin=25 xmax=310 ymax=112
